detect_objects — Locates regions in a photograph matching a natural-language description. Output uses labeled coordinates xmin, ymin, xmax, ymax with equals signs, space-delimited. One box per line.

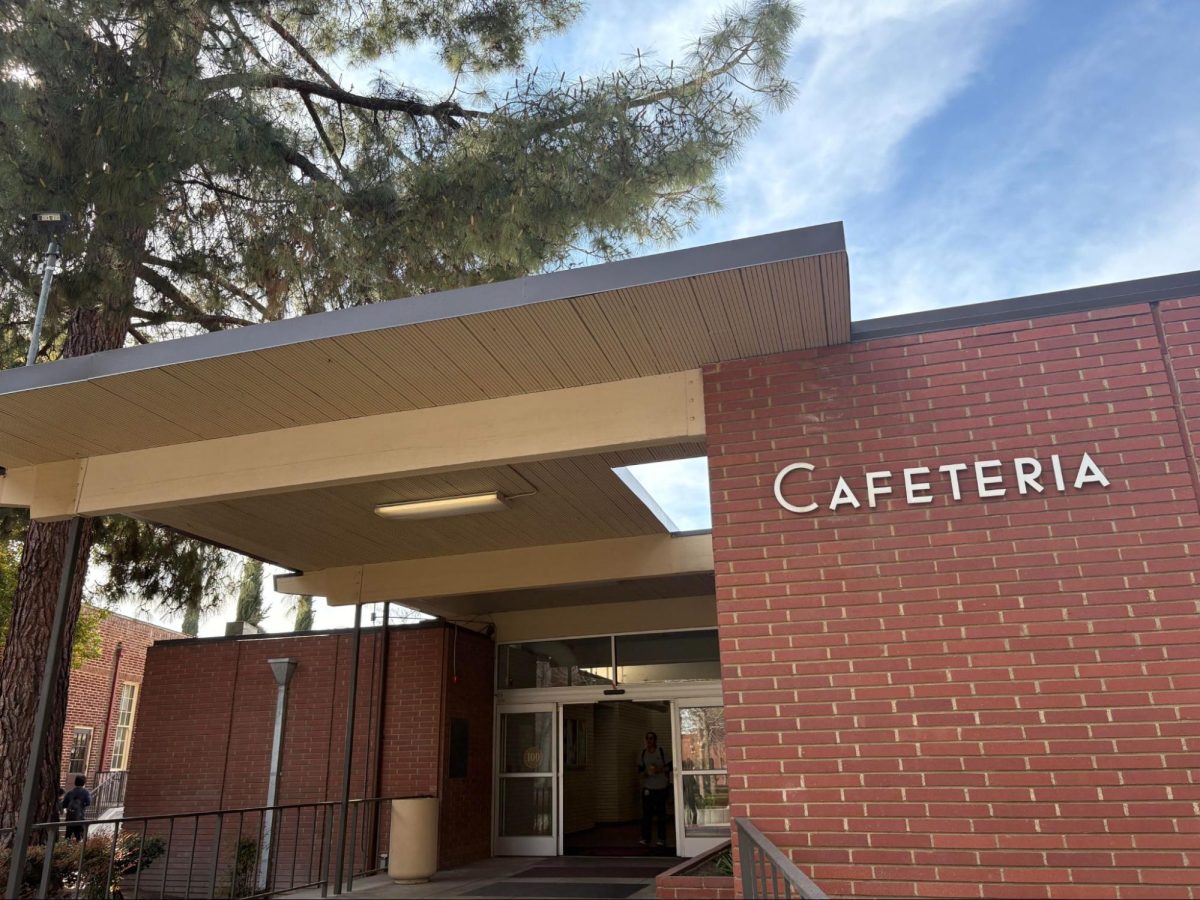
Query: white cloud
xmin=717 ymin=0 xmax=1019 ymax=238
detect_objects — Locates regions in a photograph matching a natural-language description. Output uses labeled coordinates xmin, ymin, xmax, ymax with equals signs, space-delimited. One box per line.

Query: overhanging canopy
xmin=0 ymin=222 xmax=850 ymax=607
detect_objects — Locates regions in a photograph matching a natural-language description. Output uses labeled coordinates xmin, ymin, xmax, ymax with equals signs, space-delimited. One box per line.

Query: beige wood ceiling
xmin=141 ymin=442 xmax=705 ymax=571
xmin=413 ymin=573 xmax=718 ymax=618
xmin=0 ymin=253 xmax=849 ymax=469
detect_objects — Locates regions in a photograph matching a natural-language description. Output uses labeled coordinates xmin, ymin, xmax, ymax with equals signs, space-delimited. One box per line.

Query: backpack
xmin=65 ymin=792 xmax=86 ymax=822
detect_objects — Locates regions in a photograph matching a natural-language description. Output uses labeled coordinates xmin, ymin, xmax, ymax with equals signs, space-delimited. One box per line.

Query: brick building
xmin=2 ymin=222 xmax=1197 ymax=898
xmin=123 ymin=622 xmax=493 ymax=871
xmin=60 ymin=609 xmax=180 ymax=811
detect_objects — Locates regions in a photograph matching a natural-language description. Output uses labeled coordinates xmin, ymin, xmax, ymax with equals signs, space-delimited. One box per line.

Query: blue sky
xmin=541 ymin=0 xmax=1199 ymax=319
xmin=144 ymin=0 xmax=1200 ymax=635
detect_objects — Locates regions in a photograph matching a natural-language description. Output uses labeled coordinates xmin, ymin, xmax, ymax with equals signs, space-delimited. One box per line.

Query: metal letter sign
xmin=774 ymin=451 xmax=1110 ymax=514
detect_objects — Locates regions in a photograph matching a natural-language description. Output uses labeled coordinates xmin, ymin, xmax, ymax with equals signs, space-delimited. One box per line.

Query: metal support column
xmin=6 ymin=517 xmax=85 ymax=900
xmin=331 ymin=604 xmax=362 ymax=895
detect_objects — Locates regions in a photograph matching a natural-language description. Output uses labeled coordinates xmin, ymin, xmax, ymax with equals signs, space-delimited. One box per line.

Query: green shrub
xmin=0 ymin=830 xmax=165 ymax=899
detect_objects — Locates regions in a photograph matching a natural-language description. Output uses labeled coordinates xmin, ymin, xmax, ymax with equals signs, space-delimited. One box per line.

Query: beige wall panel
xmin=278 ymin=533 xmax=714 ymax=606
xmin=61 ymin=371 xmax=704 ymax=519
xmin=491 ymin=594 xmax=717 ymax=643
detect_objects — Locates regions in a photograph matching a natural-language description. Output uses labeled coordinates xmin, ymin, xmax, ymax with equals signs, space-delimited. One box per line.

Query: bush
xmin=0 ymin=829 xmax=165 ymax=899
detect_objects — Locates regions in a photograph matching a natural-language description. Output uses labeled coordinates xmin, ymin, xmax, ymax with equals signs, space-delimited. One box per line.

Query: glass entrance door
xmin=674 ymin=701 xmax=729 ymax=857
xmin=495 ymin=703 xmax=557 ymax=855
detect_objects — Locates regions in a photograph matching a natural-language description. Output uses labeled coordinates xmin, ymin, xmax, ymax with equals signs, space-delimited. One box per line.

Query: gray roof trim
xmin=851 ymin=269 xmax=1200 ymax=341
xmin=0 ymin=221 xmax=845 ymax=398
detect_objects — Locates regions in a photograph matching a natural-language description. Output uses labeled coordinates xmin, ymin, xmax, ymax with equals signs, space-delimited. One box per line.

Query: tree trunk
xmin=0 ymin=306 xmax=132 ymax=833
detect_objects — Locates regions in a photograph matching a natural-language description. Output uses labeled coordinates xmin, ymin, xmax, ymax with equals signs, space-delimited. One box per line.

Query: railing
xmin=1 ymin=796 xmax=403 ymax=899
xmin=735 ymin=818 xmax=827 ymax=900
xmin=90 ymin=771 xmax=128 ymax=817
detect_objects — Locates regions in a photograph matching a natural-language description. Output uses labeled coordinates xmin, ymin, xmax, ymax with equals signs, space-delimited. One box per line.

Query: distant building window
xmin=108 ymin=683 xmax=139 ymax=771
xmin=68 ymin=727 xmax=93 ymax=775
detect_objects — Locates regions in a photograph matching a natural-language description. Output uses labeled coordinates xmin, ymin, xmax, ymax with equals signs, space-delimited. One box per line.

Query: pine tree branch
xmin=202 ymin=73 xmax=488 ymax=122
xmin=136 ymin=265 xmax=256 ymax=330
xmin=272 ymin=139 xmax=337 ymax=184
xmin=145 ymin=255 xmax=270 ymax=319
xmin=262 ymin=15 xmax=343 ymax=94
xmin=300 ymin=93 xmax=353 ymax=181
xmin=133 ymin=307 xmax=256 ymax=329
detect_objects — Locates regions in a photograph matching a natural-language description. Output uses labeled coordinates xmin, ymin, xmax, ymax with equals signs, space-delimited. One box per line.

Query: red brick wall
xmin=61 ymin=609 xmax=181 ymax=783
xmin=124 ymin=622 xmax=494 ymax=875
xmin=705 ymin=299 xmax=1200 ymax=900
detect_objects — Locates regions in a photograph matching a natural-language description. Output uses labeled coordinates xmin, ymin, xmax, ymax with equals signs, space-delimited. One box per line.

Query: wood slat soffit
xmin=0 ymin=226 xmax=849 ymax=469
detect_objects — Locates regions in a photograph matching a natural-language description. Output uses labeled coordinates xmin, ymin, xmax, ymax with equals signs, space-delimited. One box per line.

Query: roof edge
xmin=0 ymin=222 xmax=845 ymax=398
xmin=851 ymin=269 xmax=1200 ymax=341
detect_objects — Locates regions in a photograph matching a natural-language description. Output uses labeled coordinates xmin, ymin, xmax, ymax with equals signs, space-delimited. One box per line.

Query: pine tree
xmin=235 ymin=560 xmax=267 ymax=627
xmin=0 ymin=0 xmax=799 ymax=828
xmin=180 ymin=604 xmax=200 ymax=638
xmin=293 ymin=596 xmax=315 ymax=633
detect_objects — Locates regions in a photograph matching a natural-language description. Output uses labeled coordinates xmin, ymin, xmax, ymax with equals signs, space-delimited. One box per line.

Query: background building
xmin=60 ymin=609 xmax=181 ymax=817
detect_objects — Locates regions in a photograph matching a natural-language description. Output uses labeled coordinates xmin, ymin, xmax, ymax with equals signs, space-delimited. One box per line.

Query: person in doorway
xmin=638 ymin=731 xmax=672 ymax=847
xmin=62 ymin=775 xmax=91 ymax=842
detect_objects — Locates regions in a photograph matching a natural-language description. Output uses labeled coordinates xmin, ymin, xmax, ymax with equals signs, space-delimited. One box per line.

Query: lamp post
xmin=258 ymin=658 xmax=298 ymax=892
xmin=25 ymin=212 xmax=71 ymax=366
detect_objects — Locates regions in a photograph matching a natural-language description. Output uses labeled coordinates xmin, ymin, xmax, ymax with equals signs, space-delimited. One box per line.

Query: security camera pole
xmin=25 ymin=211 xmax=71 ymax=366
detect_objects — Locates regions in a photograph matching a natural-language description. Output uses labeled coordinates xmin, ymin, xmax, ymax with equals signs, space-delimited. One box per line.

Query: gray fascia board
xmin=0 ymin=222 xmax=845 ymax=398
xmin=852 ymin=269 xmax=1200 ymax=342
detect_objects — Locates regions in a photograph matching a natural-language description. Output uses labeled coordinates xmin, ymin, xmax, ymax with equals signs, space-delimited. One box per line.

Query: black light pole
xmin=5 ymin=517 xmax=85 ymax=900
xmin=7 ymin=213 xmax=80 ymax=900
xmin=332 ymin=603 xmax=363 ymax=895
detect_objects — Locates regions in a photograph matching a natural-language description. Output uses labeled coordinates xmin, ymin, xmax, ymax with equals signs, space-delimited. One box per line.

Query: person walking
xmin=638 ymin=731 xmax=672 ymax=847
xmin=62 ymin=775 xmax=92 ymax=842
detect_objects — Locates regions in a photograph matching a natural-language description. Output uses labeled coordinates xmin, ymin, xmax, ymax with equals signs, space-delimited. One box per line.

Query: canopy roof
xmin=0 ymin=222 xmax=848 ymax=468
xmin=0 ymin=223 xmax=850 ymax=610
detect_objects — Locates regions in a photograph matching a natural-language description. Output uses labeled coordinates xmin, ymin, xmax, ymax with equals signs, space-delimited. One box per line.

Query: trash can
xmin=388 ymin=797 xmax=439 ymax=883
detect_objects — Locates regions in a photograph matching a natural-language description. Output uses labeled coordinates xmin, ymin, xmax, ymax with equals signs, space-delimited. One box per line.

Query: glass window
xmin=679 ymin=705 xmax=727 ymax=836
xmin=679 ymin=706 xmax=726 ymax=770
xmin=499 ymin=638 xmax=613 ymax=688
xmin=498 ymin=777 xmax=554 ymax=837
xmin=500 ymin=711 xmax=554 ymax=774
xmin=68 ymin=727 xmax=92 ymax=775
xmin=109 ymin=683 xmax=139 ymax=771
xmin=681 ymin=773 xmax=730 ymax=836
xmin=615 ymin=630 xmax=720 ymax=684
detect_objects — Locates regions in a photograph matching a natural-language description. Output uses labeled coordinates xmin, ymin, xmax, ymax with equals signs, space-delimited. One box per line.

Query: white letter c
xmin=774 ymin=462 xmax=818 ymax=514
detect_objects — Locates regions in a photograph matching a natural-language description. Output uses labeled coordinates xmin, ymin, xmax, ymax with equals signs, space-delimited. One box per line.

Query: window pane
xmin=499 ymin=638 xmax=613 ymax=688
xmin=109 ymin=683 xmax=138 ymax=771
xmin=615 ymin=630 xmax=720 ymax=684
xmin=68 ymin=728 xmax=92 ymax=774
xmin=498 ymin=776 xmax=553 ymax=836
xmin=682 ymin=774 xmax=729 ymax=836
xmin=500 ymin=711 xmax=553 ymax=774
xmin=679 ymin=706 xmax=726 ymax=770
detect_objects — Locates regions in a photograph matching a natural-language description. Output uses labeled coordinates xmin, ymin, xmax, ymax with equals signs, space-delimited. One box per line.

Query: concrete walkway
xmin=284 ymin=856 xmax=666 ymax=899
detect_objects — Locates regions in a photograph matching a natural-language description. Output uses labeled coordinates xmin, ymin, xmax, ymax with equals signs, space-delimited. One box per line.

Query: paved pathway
xmin=285 ymin=856 xmax=674 ymax=899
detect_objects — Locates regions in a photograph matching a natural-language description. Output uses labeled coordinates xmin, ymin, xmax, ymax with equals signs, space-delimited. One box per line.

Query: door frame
xmin=672 ymin=696 xmax=728 ymax=858
xmin=494 ymin=701 xmax=558 ymax=856
xmin=494 ymin=684 xmax=725 ymax=857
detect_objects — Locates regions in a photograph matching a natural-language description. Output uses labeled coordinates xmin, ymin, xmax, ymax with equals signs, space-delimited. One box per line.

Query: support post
xmin=6 ymin=517 xmax=84 ymax=900
xmin=257 ymin=658 xmax=297 ymax=891
xmin=331 ymin=604 xmax=362 ymax=895
xmin=369 ymin=602 xmax=390 ymax=867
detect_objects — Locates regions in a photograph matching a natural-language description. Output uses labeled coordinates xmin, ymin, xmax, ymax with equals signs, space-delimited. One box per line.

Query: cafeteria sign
xmin=774 ymin=451 xmax=1110 ymax=514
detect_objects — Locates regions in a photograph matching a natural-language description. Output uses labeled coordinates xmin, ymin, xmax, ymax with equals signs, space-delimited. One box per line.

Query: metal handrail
xmin=735 ymin=818 xmax=828 ymax=900
xmin=89 ymin=771 xmax=128 ymax=816
xmin=1 ymin=795 xmax=411 ymax=899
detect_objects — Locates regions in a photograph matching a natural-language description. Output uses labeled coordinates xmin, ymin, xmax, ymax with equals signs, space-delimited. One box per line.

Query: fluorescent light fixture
xmin=374 ymin=491 xmax=509 ymax=520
